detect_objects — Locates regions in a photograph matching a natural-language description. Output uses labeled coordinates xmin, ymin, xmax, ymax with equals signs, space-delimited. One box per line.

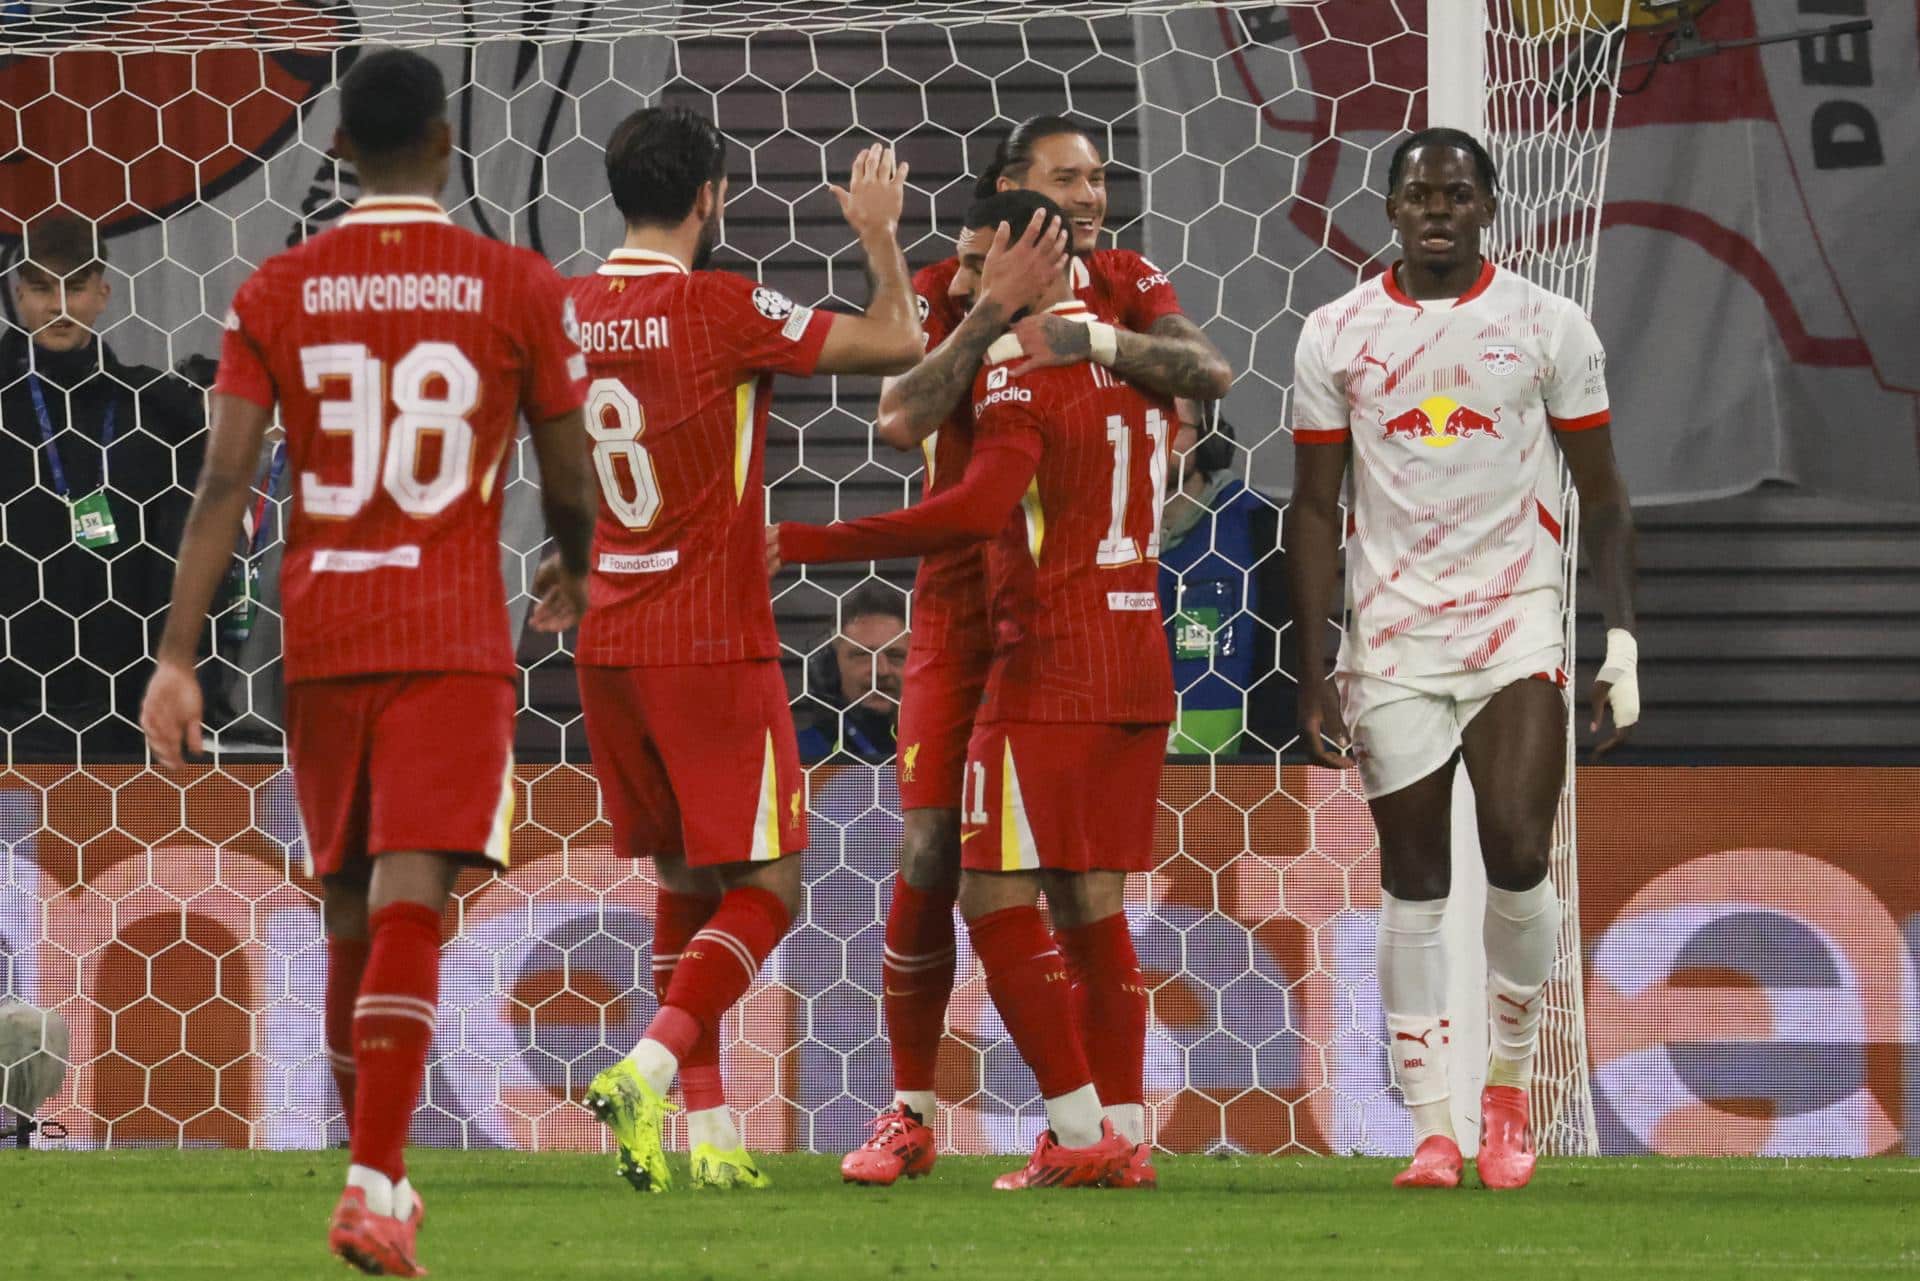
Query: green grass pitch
xmin=6 ymin=1150 xmax=1916 ymax=1279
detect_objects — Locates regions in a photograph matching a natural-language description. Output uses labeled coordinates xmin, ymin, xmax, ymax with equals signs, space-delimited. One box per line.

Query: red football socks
xmin=325 ymin=934 xmax=370 ymax=1132
xmin=646 ymin=886 xmax=791 ymax=1061
xmin=883 ymin=878 xmax=958 ymax=1094
xmin=653 ymin=890 xmax=725 ymax=1112
xmin=966 ymin=905 xmax=1092 ymax=1099
xmin=1057 ymin=912 xmax=1147 ymax=1108
xmin=350 ymin=901 xmax=442 ymax=1183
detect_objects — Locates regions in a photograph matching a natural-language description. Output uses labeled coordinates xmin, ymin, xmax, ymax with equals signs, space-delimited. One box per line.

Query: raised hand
xmin=979 ymin=208 xmax=1072 ymax=317
xmin=830 ymin=143 xmax=909 ymax=238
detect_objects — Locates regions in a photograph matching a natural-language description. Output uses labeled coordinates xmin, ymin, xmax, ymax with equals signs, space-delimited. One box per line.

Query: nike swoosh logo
xmin=960 ymin=830 xmax=982 ymax=843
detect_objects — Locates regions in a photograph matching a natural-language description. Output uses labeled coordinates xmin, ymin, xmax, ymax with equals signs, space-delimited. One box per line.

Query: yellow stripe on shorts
xmin=750 ymin=730 xmax=781 ymax=861
xmin=999 ymin=738 xmax=1040 ymax=873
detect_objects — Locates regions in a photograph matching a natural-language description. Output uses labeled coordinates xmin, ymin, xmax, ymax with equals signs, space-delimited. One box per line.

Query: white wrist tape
xmin=1086 ymin=320 xmax=1119 ymax=367
xmin=1595 ymin=628 xmax=1640 ymax=729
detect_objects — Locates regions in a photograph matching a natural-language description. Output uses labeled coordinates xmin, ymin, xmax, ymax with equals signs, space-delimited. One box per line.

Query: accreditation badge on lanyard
xmin=29 ymin=374 xmax=119 ymax=550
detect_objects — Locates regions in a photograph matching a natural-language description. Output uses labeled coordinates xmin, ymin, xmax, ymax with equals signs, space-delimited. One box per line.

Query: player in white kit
xmin=1287 ymin=128 xmax=1640 ymax=1190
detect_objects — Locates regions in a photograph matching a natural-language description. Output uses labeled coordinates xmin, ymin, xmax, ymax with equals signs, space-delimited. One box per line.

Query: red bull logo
xmin=1378 ymin=396 xmax=1503 ymax=448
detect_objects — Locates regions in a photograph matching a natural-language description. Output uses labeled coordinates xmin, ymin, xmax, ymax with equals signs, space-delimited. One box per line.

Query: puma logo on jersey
xmin=1394 ymin=1029 xmax=1433 ymax=1048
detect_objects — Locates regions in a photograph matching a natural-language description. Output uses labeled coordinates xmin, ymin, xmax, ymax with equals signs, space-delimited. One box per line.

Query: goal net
xmin=0 ymin=0 xmax=1626 ymax=1156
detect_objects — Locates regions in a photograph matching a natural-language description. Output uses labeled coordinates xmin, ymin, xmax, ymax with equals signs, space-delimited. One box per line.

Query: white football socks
xmin=346 ymin=1164 xmax=394 ymax=1218
xmin=623 ymin=1037 xmax=679 ymax=1097
xmin=687 ymin=1105 xmax=740 ymax=1152
xmin=893 ymin=1090 xmax=937 ymax=1123
xmin=1378 ymin=891 xmax=1454 ymax=1143
xmin=1105 ymin=1103 xmax=1146 ymax=1147
xmin=1483 ymin=876 xmax=1560 ymax=1090
xmin=1043 ymin=1083 xmax=1106 ymax=1149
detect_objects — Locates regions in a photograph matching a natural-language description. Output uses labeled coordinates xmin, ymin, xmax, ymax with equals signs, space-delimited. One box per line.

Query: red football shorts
xmin=285 ymin=673 xmax=517 ymax=881
xmin=958 ymin=720 xmax=1169 ymax=873
xmin=578 ymin=659 xmax=806 ymax=867
xmin=895 ymin=644 xmax=991 ymax=811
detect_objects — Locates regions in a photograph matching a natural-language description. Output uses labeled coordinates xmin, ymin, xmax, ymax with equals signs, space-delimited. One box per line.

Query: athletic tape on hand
xmin=1595 ymin=628 xmax=1639 ymax=729
xmin=1086 ymin=321 xmax=1119 ymax=367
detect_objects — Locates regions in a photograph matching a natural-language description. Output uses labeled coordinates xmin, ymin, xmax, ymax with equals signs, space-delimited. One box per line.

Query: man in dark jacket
xmin=1 ymin=216 xmax=209 ymax=760
xmin=795 ymin=581 xmax=910 ymax=765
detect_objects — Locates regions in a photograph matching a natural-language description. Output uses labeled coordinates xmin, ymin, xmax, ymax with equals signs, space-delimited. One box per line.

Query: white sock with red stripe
xmin=1483 ymin=876 xmax=1560 ymax=1090
xmin=1379 ymin=891 xmax=1453 ymax=1144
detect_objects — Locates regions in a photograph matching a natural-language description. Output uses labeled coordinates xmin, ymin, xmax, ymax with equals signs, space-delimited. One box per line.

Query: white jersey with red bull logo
xmin=1292 ymin=261 xmax=1610 ymax=680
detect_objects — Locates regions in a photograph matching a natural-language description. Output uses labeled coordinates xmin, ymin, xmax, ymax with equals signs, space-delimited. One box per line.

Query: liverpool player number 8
xmin=584 ymin=376 xmax=663 ymax=531
xmin=298 ymin=340 xmax=480 ymax=518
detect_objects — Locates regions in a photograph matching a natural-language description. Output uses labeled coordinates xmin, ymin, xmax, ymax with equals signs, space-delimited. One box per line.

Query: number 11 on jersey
xmin=1096 ymin=405 xmax=1170 ymax=566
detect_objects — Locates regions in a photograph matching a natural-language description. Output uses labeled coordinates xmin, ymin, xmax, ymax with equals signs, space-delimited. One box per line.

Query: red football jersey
xmin=906 ymin=249 xmax=1186 ymax=654
xmin=569 ymin=249 xmax=835 ymax=667
xmin=213 ymin=196 xmax=587 ymax=683
xmin=969 ymin=300 xmax=1178 ymax=725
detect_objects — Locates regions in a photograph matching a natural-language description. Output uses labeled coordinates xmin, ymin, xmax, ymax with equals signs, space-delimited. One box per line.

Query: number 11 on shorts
xmin=963 ymin=758 xmax=989 ymax=827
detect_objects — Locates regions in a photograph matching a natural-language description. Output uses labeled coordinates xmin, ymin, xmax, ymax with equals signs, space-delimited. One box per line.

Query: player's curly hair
xmin=1387 ymin=127 xmax=1500 ymax=195
xmin=338 ymin=48 xmax=447 ymax=162
xmin=605 ymin=106 xmax=729 ymax=228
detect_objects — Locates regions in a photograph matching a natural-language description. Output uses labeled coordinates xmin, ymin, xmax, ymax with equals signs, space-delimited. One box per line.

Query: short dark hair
xmin=338 ymin=48 xmax=446 ymax=162
xmin=1387 ymin=127 xmax=1499 ymax=195
xmin=839 ymin=580 xmax=907 ymax=632
xmin=963 ymin=188 xmax=1067 ymax=237
xmin=14 ymin=215 xmax=105 ymax=282
xmin=604 ymin=106 xmax=728 ymax=227
xmin=991 ymin=113 xmax=1101 ymax=185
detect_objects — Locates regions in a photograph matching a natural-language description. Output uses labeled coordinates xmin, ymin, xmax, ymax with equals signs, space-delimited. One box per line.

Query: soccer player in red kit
xmin=140 ymin=49 xmax=595 ymax=1275
xmin=777 ymin=189 xmax=1175 ymax=1190
xmin=842 ymin=115 xmax=1230 ymax=1188
xmin=560 ymin=108 xmax=922 ymax=1193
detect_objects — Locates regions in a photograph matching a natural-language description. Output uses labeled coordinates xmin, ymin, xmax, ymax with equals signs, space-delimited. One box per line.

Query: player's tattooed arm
xmin=1109 ymin=314 xmax=1233 ymax=401
xmin=875 ymin=299 xmax=1009 ymax=449
xmin=1008 ymin=311 xmax=1233 ymax=402
xmin=144 ymin=391 xmax=274 ymax=767
xmin=876 ymin=211 xmax=1069 ymax=449
xmin=1284 ymin=437 xmax=1355 ymax=770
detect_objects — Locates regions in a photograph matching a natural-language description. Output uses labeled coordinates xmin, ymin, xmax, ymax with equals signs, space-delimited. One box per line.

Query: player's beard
xmin=692 ymin=209 xmax=722 ymax=271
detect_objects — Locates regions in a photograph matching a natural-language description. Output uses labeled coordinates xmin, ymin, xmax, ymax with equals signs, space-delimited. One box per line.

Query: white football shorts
xmin=1336 ymin=643 xmax=1567 ymax=800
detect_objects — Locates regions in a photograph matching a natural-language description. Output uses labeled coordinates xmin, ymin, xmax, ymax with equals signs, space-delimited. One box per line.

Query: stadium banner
xmin=1 ymin=763 xmax=1914 ymax=1157
xmin=1139 ymin=2 xmax=1920 ymax=505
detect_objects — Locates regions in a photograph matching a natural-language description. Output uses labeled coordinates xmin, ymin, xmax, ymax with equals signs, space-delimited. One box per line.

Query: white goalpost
xmin=0 ymin=0 xmax=1625 ymax=1156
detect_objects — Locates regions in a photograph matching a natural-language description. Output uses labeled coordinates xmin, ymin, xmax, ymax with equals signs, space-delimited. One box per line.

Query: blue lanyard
xmin=245 ymin=442 xmax=287 ymax=556
xmin=27 ymin=374 xmax=117 ymax=499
